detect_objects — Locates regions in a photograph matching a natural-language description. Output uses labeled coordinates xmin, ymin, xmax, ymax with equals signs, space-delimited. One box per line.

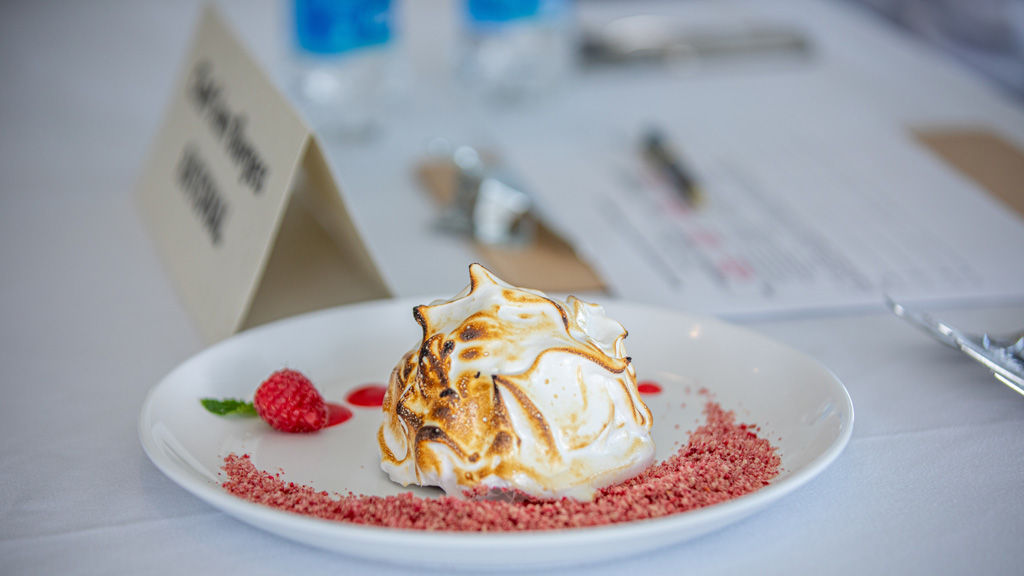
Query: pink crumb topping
xmin=220 ymin=402 xmax=780 ymax=532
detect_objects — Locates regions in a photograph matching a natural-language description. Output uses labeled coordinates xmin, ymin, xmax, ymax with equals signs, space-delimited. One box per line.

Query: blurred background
xmin=844 ymin=0 xmax=1024 ymax=100
xmin=4 ymin=2 xmax=1024 ymax=575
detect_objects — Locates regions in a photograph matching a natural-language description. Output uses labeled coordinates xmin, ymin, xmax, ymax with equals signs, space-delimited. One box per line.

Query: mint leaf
xmin=200 ymin=398 xmax=257 ymax=417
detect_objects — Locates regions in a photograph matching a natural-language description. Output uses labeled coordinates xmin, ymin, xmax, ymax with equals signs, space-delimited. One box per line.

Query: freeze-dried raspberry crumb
xmin=221 ymin=402 xmax=780 ymax=531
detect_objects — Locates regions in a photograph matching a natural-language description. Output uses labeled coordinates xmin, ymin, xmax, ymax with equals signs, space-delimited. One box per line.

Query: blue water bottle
xmin=290 ymin=0 xmax=398 ymax=138
xmin=460 ymin=0 xmax=574 ymax=103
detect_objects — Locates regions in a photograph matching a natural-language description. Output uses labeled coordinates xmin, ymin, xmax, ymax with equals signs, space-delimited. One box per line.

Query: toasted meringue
xmin=378 ymin=264 xmax=655 ymax=501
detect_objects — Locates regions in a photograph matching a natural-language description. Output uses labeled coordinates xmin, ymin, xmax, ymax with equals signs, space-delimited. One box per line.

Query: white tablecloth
xmin=3 ymin=1 xmax=1023 ymax=574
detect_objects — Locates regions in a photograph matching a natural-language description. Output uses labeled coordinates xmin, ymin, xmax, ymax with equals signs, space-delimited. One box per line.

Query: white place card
xmin=138 ymin=5 xmax=389 ymax=343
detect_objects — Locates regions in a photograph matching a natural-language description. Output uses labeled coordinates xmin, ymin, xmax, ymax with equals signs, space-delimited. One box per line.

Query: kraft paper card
xmin=915 ymin=128 xmax=1024 ymax=218
xmin=137 ymin=5 xmax=389 ymax=343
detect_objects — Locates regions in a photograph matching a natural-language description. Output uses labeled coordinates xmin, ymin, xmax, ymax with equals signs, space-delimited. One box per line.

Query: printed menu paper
xmin=137 ymin=5 xmax=389 ymax=343
xmin=502 ymin=111 xmax=1024 ymax=320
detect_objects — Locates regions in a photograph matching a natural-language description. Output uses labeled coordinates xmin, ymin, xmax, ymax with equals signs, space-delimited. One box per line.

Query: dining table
xmin=3 ymin=0 xmax=1024 ymax=574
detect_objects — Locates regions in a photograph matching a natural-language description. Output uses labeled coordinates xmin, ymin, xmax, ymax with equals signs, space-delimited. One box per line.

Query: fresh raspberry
xmin=253 ymin=369 xmax=328 ymax=433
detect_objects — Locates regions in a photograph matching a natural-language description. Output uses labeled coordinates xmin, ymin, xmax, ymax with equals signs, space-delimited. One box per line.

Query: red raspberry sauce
xmin=637 ymin=381 xmax=662 ymax=394
xmin=326 ymin=403 xmax=352 ymax=427
xmin=346 ymin=384 xmax=387 ymax=407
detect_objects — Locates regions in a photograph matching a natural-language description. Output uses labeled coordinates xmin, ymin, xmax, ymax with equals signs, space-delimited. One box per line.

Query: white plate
xmin=139 ymin=298 xmax=853 ymax=569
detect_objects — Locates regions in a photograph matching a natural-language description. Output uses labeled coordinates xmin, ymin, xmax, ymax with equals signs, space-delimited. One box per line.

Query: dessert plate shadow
xmin=139 ymin=298 xmax=853 ymax=569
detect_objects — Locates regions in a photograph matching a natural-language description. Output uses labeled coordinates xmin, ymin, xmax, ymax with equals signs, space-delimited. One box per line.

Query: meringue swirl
xmin=378 ymin=264 xmax=655 ymax=501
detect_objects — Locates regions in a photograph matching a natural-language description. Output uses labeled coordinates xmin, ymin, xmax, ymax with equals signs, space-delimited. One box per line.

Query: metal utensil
xmin=433 ymin=143 xmax=536 ymax=247
xmin=887 ymin=297 xmax=1024 ymax=396
xmin=579 ymin=16 xmax=811 ymax=67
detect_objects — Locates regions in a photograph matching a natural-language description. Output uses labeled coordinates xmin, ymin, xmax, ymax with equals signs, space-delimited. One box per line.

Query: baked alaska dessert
xmin=378 ymin=263 xmax=655 ymax=501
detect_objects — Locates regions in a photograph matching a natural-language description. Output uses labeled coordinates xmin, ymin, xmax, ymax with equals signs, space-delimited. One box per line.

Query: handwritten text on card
xmin=187 ymin=60 xmax=269 ymax=195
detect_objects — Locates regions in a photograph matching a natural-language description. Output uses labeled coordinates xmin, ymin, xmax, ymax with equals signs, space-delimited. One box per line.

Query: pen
xmin=641 ymin=129 xmax=703 ymax=208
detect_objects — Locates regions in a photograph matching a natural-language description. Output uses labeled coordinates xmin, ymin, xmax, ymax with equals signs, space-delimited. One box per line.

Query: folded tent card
xmin=136 ymin=5 xmax=389 ymax=343
xmin=137 ymin=5 xmax=607 ymax=344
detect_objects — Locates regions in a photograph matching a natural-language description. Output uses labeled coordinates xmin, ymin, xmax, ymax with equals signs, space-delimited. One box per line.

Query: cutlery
xmin=887 ymin=297 xmax=1024 ymax=396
